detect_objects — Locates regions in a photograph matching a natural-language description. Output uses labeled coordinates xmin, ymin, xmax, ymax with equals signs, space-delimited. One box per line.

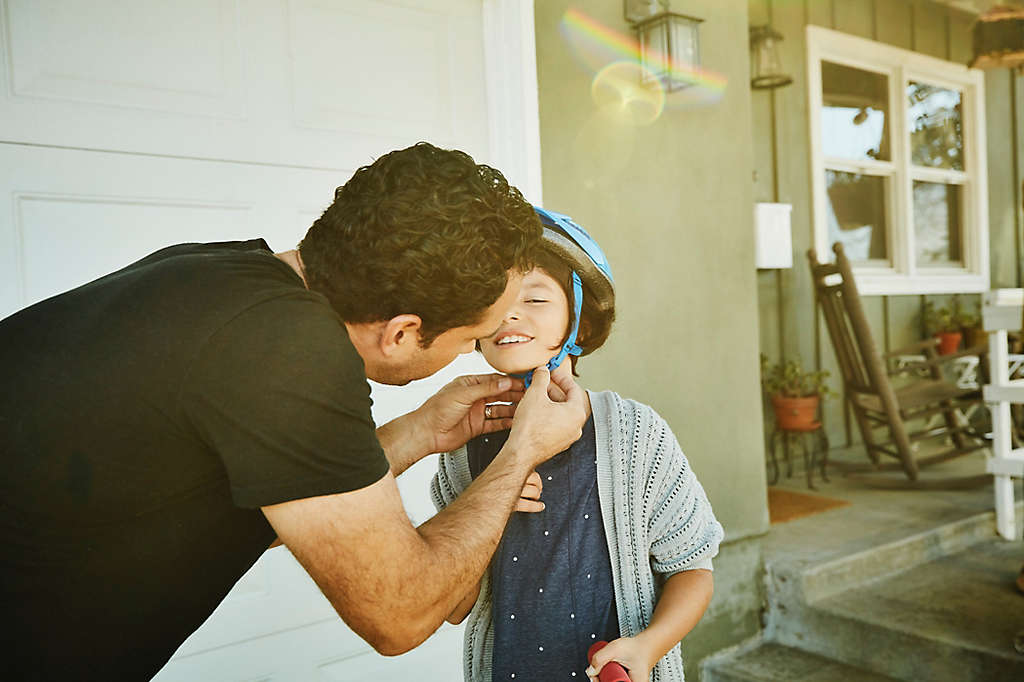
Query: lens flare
xmin=591 ymin=62 xmax=665 ymax=126
xmin=560 ymin=7 xmax=728 ymax=117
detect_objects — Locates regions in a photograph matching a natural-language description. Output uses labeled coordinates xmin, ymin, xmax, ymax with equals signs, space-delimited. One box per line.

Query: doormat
xmin=768 ymin=487 xmax=851 ymax=524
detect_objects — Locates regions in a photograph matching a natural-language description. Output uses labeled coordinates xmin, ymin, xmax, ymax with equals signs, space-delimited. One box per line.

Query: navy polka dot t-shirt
xmin=468 ymin=415 xmax=620 ymax=681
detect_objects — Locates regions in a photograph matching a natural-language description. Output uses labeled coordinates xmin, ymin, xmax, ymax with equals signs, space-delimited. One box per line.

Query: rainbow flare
xmin=560 ymin=7 xmax=728 ymax=106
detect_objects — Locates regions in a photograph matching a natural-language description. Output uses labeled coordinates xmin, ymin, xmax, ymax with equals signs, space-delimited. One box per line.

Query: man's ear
xmin=379 ymin=314 xmax=423 ymax=357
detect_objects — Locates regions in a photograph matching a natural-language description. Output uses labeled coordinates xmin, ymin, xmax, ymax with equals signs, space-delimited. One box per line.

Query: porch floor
xmin=764 ymin=444 xmax=1020 ymax=571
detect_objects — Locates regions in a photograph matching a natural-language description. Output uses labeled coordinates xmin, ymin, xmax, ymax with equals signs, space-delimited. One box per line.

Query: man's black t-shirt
xmin=0 ymin=239 xmax=390 ymax=680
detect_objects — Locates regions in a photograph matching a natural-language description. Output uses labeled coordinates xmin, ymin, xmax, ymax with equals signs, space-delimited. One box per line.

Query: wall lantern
xmin=749 ymin=25 xmax=792 ymax=89
xmin=624 ymin=0 xmax=703 ymax=92
xmin=968 ymin=4 xmax=1024 ymax=72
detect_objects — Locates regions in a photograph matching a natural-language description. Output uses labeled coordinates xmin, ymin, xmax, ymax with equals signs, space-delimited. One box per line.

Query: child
xmin=431 ymin=208 xmax=723 ymax=682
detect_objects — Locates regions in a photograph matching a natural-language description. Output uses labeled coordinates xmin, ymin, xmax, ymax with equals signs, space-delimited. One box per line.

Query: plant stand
xmin=768 ymin=419 xmax=830 ymax=490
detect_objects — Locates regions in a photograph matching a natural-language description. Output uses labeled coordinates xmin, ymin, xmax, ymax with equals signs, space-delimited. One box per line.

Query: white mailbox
xmin=754 ymin=202 xmax=793 ymax=269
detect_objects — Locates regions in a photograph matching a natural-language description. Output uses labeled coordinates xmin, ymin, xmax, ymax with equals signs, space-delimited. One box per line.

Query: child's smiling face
xmin=479 ymin=267 xmax=570 ymax=374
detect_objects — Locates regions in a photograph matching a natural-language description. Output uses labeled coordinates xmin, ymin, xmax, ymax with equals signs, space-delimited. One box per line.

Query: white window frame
xmin=807 ymin=25 xmax=989 ymax=295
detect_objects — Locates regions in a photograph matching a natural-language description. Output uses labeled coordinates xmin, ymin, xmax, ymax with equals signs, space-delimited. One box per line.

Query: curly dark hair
xmin=299 ymin=142 xmax=541 ymax=346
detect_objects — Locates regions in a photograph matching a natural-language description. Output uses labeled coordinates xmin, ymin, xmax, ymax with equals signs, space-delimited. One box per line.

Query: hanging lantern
xmin=749 ymin=25 xmax=792 ymax=89
xmin=624 ymin=0 xmax=668 ymax=24
xmin=968 ymin=5 xmax=1024 ymax=71
xmin=633 ymin=11 xmax=704 ymax=92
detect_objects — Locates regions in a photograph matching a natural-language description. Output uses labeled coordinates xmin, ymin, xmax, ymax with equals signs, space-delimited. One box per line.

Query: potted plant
xmin=922 ymin=295 xmax=977 ymax=355
xmin=760 ymin=354 xmax=833 ymax=431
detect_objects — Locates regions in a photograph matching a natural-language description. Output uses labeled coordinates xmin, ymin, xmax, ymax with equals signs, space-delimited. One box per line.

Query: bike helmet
xmin=517 ymin=207 xmax=615 ymax=387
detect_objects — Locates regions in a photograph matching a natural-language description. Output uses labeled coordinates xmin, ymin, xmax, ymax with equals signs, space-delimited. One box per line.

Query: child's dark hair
xmin=531 ymin=244 xmax=616 ymax=375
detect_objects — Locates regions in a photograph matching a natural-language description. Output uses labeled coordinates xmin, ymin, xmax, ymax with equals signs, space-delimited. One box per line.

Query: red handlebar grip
xmin=587 ymin=641 xmax=631 ymax=682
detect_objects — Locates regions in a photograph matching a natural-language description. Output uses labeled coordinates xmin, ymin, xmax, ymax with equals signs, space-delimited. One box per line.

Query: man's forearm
xmin=392 ymin=446 xmax=533 ymax=643
xmin=273 ymin=368 xmax=586 ymax=656
xmin=446 ymin=580 xmax=482 ymax=624
xmin=268 ymin=447 xmax=535 ymax=657
xmin=375 ymin=411 xmax=428 ymax=476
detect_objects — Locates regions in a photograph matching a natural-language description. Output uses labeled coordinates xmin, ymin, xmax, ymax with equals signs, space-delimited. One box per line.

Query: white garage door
xmin=0 ymin=1 xmax=540 ymax=679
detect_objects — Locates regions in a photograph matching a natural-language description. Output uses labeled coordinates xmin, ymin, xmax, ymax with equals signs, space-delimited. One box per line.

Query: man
xmin=1 ymin=142 xmax=587 ymax=679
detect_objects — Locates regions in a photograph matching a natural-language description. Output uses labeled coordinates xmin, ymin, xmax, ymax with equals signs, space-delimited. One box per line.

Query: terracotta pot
xmin=936 ymin=331 xmax=962 ymax=355
xmin=771 ymin=394 xmax=821 ymax=431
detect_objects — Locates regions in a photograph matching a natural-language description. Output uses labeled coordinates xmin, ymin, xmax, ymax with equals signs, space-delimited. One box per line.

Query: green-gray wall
xmin=535 ymin=1 xmax=767 ymax=676
xmin=751 ymin=0 xmax=1024 ymax=448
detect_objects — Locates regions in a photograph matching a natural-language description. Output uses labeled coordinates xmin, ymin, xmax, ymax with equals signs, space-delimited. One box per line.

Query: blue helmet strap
xmin=518 ymin=272 xmax=584 ymax=389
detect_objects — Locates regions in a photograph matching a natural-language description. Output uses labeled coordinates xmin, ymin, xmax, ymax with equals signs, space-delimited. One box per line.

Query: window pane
xmin=826 ymin=170 xmax=888 ymax=263
xmin=907 ymin=82 xmax=963 ymax=171
xmin=913 ymin=181 xmax=962 ymax=266
xmin=821 ymin=61 xmax=890 ymax=162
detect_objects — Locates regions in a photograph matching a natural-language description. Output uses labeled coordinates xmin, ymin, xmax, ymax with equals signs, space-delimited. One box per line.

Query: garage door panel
xmin=16 ymin=194 xmax=252 ymax=308
xmin=282 ymin=0 xmax=491 ymax=168
xmin=0 ymin=144 xmax=348 ymax=318
xmin=0 ymin=0 xmax=489 ymax=170
xmin=156 ymin=616 xmax=464 ymax=681
xmin=316 ymin=624 xmax=463 ymax=680
xmin=6 ymin=0 xmax=244 ymax=118
xmin=167 ymin=548 xmax=347 ymax=661
xmin=290 ymin=0 xmax=448 ymax=135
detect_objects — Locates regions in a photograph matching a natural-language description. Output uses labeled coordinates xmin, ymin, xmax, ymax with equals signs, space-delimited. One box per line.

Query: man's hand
xmin=419 ymin=373 xmax=524 ymax=455
xmin=585 ymin=636 xmax=656 ymax=682
xmin=376 ymin=373 xmax=523 ymax=475
xmin=505 ymin=366 xmax=587 ymax=468
xmin=545 ymin=360 xmax=573 ymax=402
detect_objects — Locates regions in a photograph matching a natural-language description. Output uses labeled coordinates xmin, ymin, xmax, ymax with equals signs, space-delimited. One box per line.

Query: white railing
xmin=981 ymin=288 xmax=1024 ymax=540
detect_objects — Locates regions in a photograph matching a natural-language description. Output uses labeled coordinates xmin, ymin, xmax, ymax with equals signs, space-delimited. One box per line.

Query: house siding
xmin=534 ymin=1 xmax=766 ymax=677
xmin=752 ymin=0 xmax=1024 ymax=449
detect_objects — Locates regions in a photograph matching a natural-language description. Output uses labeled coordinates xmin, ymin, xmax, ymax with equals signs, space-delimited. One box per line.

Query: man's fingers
xmin=451 ymin=373 xmax=515 ymax=403
xmin=526 ymin=366 xmax=550 ymax=395
xmin=484 ymin=404 xmax=516 ymax=420
xmin=491 ymin=388 xmax=525 ymax=404
xmin=547 ymin=381 xmax=568 ymax=402
xmin=480 ymin=418 xmax=514 ymax=434
xmin=549 ymin=365 xmax=580 ymax=397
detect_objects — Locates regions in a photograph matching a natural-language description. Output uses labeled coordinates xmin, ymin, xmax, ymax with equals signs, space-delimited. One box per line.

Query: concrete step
xmin=771 ymin=537 xmax=1024 ymax=681
xmin=703 ymin=642 xmax=901 ymax=682
xmin=766 ymin=504 xmax=1024 ymax=606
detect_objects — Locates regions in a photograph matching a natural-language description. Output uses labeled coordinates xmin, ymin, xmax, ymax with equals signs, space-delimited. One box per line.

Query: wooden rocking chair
xmin=808 ymin=243 xmax=990 ymax=488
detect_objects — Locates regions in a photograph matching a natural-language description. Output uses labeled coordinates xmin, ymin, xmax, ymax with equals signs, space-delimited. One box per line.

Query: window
xmin=807 ymin=26 xmax=988 ymax=295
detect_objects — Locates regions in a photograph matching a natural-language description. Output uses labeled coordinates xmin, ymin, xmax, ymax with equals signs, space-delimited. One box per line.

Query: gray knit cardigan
xmin=429 ymin=390 xmax=724 ymax=682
